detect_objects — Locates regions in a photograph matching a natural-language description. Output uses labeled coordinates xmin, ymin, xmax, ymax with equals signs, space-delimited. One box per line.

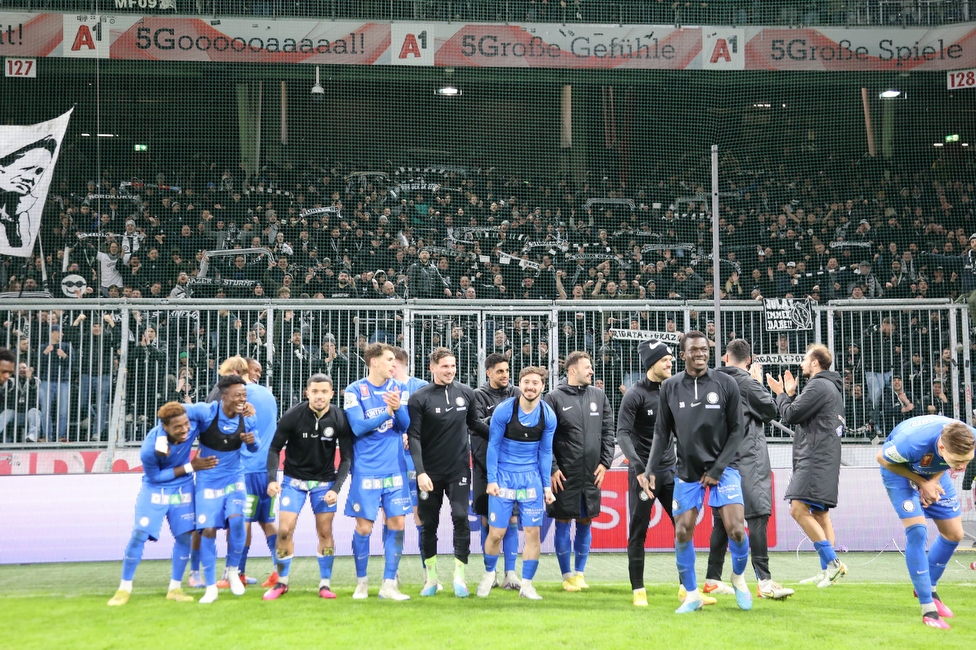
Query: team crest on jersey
xmin=140 ymin=516 xmax=150 ymax=526
xmin=707 ymin=392 xmax=719 ymax=404
xmin=198 ymin=515 xmax=207 ymax=524
xmin=344 ymin=392 xmax=358 ymax=409
xmin=639 ymin=491 xmax=649 ymax=502
xmin=489 ymin=513 xmax=496 ymax=523
xmin=323 ymin=427 xmax=335 ymax=439
xmin=647 ymin=409 xmax=653 ymax=416
xmin=589 ymin=402 xmax=597 ymax=412
xmin=281 ymin=497 xmax=291 ymax=507
xmin=456 ymin=396 xmax=465 ymax=407
xmin=419 ymin=490 xmax=429 ymax=500
xmin=902 ymin=500 xmax=915 ymax=512
xmin=679 ymin=402 xmax=685 ymax=409
xmin=435 ymin=408 xmax=441 ymax=414
xmin=353 ymin=503 xmax=361 ymax=512
xmin=920 ymin=454 xmax=934 ymax=467
xmin=360 ymin=384 xmax=370 ymax=398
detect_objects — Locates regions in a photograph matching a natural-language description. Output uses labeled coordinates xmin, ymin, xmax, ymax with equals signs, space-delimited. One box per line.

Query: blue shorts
xmin=280 ymin=476 xmax=337 ymax=515
xmin=195 ymin=477 xmax=247 ymax=530
xmin=404 ymin=453 xmax=418 ymax=507
xmin=672 ymin=467 xmax=744 ymax=517
xmin=244 ymin=472 xmax=277 ymax=524
xmin=881 ymin=467 xmax=960 ymax=521
xmin=344 ymin=473 xmax=413 ymax=521
xmin=488 ymin=469 xmax=545 ymax=528
xmin=133 ymin=484 xmax=196 ymax=541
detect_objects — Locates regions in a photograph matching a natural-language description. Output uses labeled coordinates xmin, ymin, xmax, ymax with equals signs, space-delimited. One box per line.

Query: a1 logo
xmin=64 ymin=15 xmax=110 ymax=59
xmin=391 ymin=24 xmax=434 ymax=66
xmin=701 ymin=28 xmax=744 ymax=70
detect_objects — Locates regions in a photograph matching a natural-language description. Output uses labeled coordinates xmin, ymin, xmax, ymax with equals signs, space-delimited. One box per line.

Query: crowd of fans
xmin=1 ymin=151 xmax=975 ymax=444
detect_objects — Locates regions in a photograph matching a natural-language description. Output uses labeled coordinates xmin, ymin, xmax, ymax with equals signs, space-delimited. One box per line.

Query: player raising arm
xmin=263 ymin=374 xmax=352 ymax=601
xmin=108 ymin=402 xmax=218 ymax=606
xmin=877 ymin=415 xmax=975 ymax=629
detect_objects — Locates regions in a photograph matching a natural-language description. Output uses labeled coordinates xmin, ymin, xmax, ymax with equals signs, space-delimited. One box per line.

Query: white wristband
xmin=183 ymin=463 xmax=194 ymax=474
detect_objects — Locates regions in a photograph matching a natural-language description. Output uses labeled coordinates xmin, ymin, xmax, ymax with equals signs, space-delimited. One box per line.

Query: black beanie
xmin=638 ymin=338 xmax=672 ymax=372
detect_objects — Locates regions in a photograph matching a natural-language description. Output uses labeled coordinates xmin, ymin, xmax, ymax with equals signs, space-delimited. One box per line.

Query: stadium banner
xmin=763 ymin=297 xmax=814 ymax=332
xmin=3 ymin=14 xmax=976 ymax=70
xmin=0 ymin=108 xmax=72 ymax=257
xmin=2 ymin=467 xmax=970 ymax=562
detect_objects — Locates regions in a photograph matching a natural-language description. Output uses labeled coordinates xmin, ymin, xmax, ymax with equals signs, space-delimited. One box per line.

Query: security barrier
xmin=0 ymin=298 xmax=970 ymax=449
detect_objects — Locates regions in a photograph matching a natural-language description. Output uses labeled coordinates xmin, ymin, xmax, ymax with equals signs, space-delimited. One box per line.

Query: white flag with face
xmin=0 ymin=108 xmax=73 ymax=257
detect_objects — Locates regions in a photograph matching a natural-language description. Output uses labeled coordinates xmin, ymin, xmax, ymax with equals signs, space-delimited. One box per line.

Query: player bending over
xmin=877 ymin=415 xmax=975 ymax=629
xmin=108 ymin=402 xmax=217 ymax=606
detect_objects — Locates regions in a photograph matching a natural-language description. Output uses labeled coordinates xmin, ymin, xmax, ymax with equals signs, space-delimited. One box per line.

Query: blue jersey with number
xmin=487 ymin=397 xmax=557 ymax=487
xmin=187 ymin=401 xmax=258 ymax=486
xmin=343 ymin=377 xmax=409 ymax=477
xmin=882 ymin=415 xmax=974 ymax=477
xmin=241 ymin=383 xmax=278 ymax=474
xmin=140 ymin=422 xmax=202 ymax=490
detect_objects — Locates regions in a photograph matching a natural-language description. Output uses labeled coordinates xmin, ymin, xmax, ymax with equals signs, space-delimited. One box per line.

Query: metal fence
xmin=1 ymin=0 xmax=972 ymax=26
xmin=0 ymin=298 xmax=971 ymax=449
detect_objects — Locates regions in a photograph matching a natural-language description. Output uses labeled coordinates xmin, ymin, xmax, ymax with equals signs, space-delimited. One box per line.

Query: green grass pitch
xmin=3 ymin=551 xmax=976 ymax=649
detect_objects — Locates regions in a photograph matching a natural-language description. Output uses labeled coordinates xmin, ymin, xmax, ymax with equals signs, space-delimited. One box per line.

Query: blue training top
xmin=343 ymin=377 xmax=409 ymax=477
xmin=882 ymin=415 xmax=976 ymax=477
xmin=487 ymin=396 xmax=556 ymax=487
xmin=241 ymin=383 xmax=279 ymax=474
xmin=187 ymin=401 xmax=258 ymax=485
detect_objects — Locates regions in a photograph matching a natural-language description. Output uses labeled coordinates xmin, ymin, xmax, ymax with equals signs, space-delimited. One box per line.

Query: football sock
xmin=200 ymin=536 xmax=218 ymax=586
xmin=574 ymin=522 xmax=592 ymax=574
xmin=190 ymin=546 xmax=201 ymax=572
xmin=168 ymin=579 xmax=182 ymax=592
xmin=480 ymin=522 xmax=489 ymax=551
xmin=522 ymin=559 xmax=539 ymax=581
xmin=317 ymin=547 xmax=334 ymax=580
xmin=484 ymin=553 xmax=499 ymax=573
xmin=675 ymin=540 xmax=697 ymax=593
xmin=276 ymin=549 xmax=293 ymax=585
xmin=813 ymin=540 xmax=838 ymax=566
xmin=905 ymin=524 xmax=932 ymax=605
xmin=119 ymin=579 xmax=133 ymax=592
xmin=729 ymin=535 xmax=750 ymax=576
xmin=503 ymin=524 xmax=519 ymax=573
xmin=122 ymin=530 xmax=149 ymax=582
xmin=383 ymin=527 xmax=404 ymax=581
xmin=425 ymin=555 xmax=439 ymax=583
xmin=555 ymin=521 xmax=572 ymax=577
xmin=454 ymin=558 xmax=466 ymax=583
xmin=225 ymin=517 xmax=246 ymax=570
xmin=266 ymin=534 xmax=277 ymax=572
xmin=352 ymin=531 xmax=370 ymax=579
xmin=238 ymin=545 xmax=250 ymax=574
xmin=928 ymin=535 xmax=957 ymax=587
xmin=171 ymin=532 xmax=193 ymax=582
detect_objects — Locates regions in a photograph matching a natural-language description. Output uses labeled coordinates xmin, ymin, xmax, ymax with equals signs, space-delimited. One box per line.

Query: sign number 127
xmin=5 ymin=58 xmax=37 ymax=78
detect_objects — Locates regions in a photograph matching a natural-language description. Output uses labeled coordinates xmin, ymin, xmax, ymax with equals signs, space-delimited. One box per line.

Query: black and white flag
xmin=0 ymin=109 xmax=73 ymax=258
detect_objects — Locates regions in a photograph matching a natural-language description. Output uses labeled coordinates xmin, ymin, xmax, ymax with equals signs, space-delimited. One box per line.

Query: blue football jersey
xmin=343 ymin=377 xmax=409 ymax=477
xmin=140 ymin=422 xmax=202 ymax=489
xmin=241 ymin=383 xmax=278 ymax=474
xmin=882 ymin=415 xmax=975 ymax=477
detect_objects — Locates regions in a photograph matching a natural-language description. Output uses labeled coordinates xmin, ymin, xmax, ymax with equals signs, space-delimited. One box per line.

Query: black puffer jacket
xmin=776 ymin=370 xmax=845 ymax=508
